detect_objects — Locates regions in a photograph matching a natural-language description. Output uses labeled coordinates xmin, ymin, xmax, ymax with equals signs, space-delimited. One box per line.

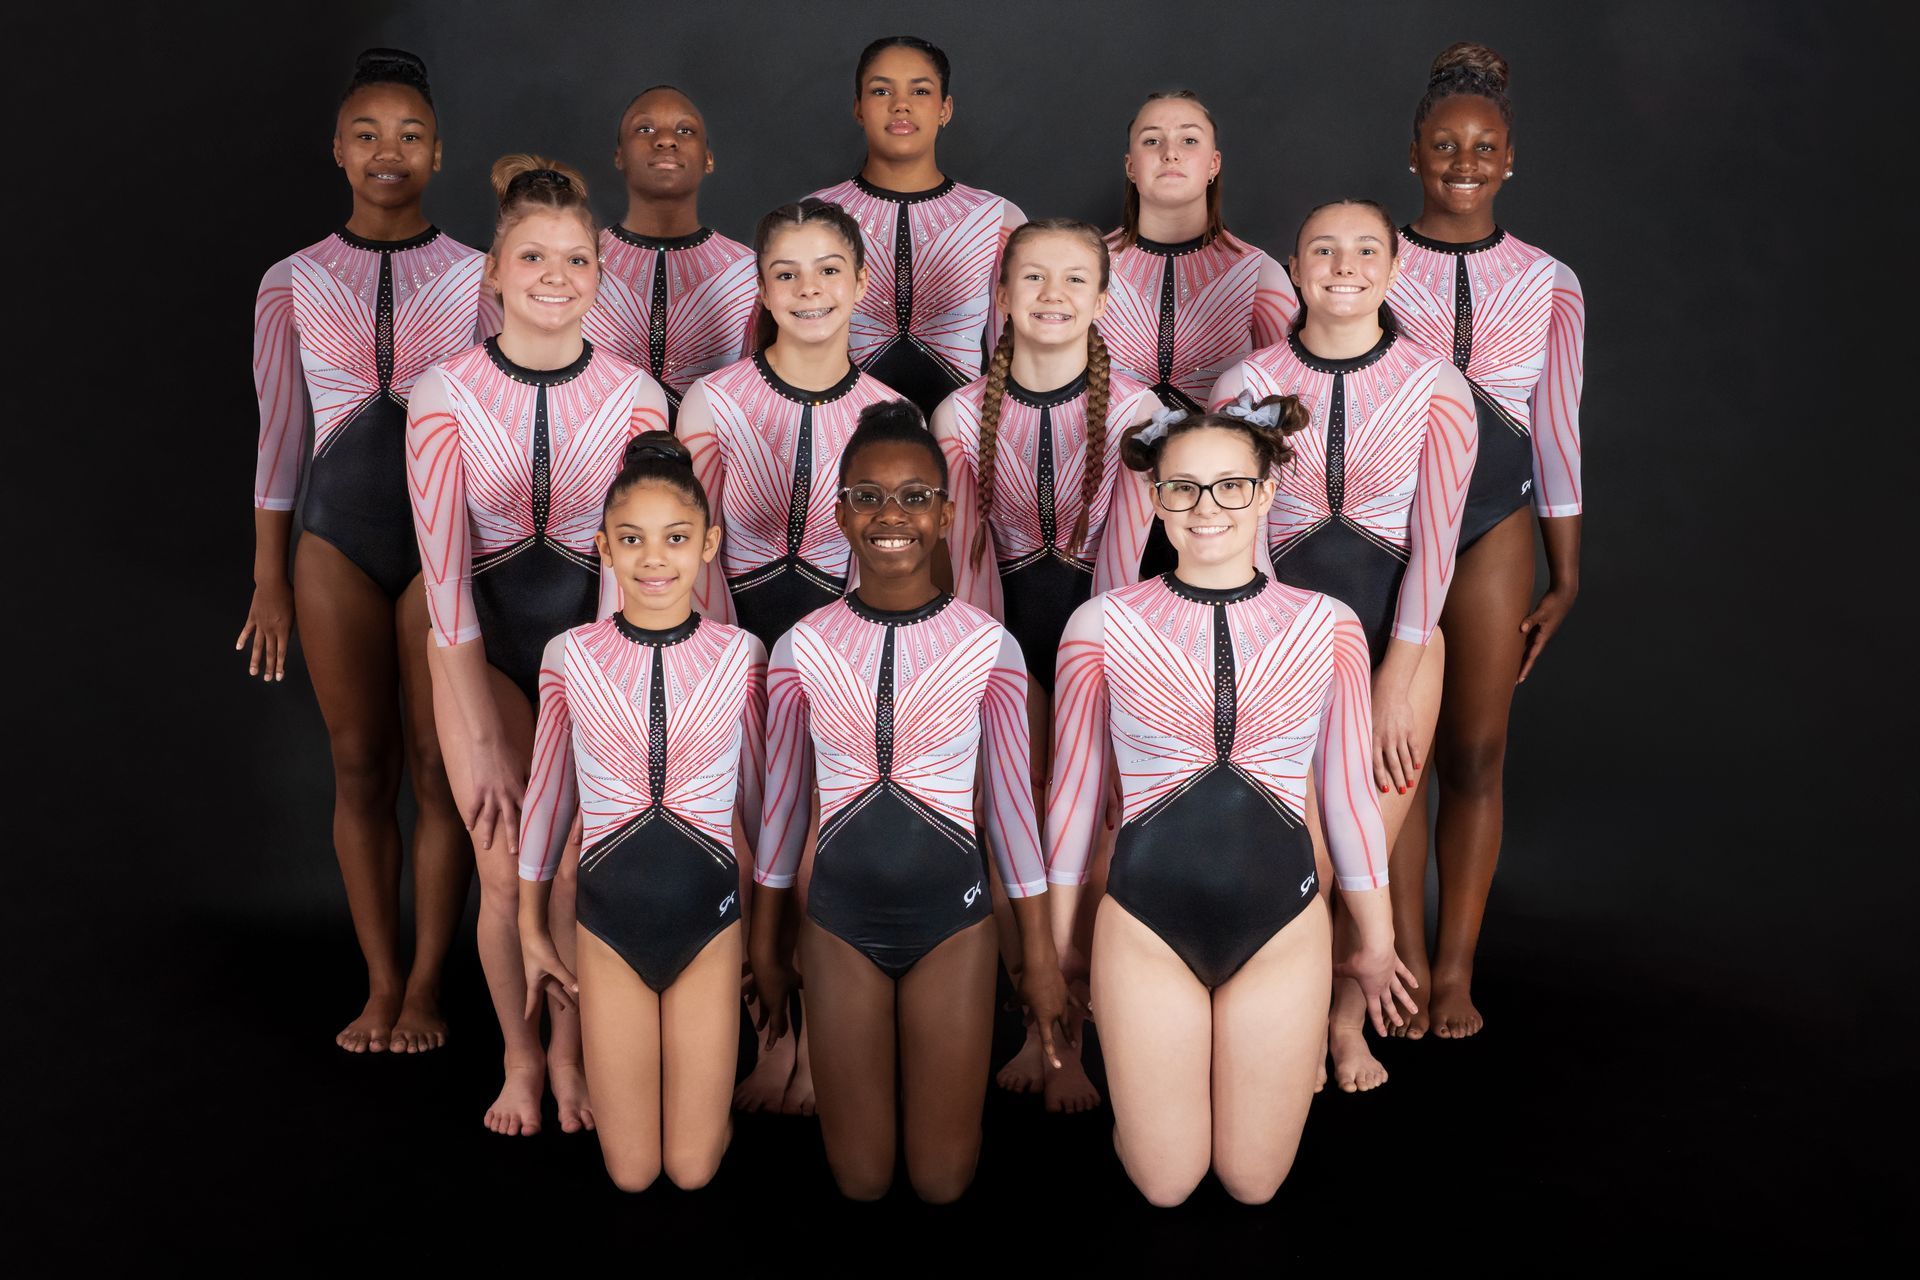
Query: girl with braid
xmin=932 ymin=218 xmax=1163 ymax=1111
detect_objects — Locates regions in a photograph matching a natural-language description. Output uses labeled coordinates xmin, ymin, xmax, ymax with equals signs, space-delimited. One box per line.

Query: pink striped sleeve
xmin=755 ymin=628 xmax=811 ymax=888
xmin=1530 ymin=261 xmax=1585 ymax=517
xmin=1092 ymin=389 xmax=1163 ymax=595
xmin=1316 ymin=605 xmax=1388 ymax=890
xmin=1251 ymin=251 xmax=1300 ymax=351
xmin=406 ymin=369 xmax=480 ymax=646
xmin=735 ymin=634 xmax=770 ymax=854
xmin=1045 ymin=598 xmax=1110 ymax=885
xmin=252 ymin=258 xmax=307 ymax=511
xmin=519 ymin=635 xmax=578 ymax=881
xmin=631 ymin=371 xmax=671 ymax=437
xmin=1391 ymin=364 xmax=1478 ymax=645
xmin=933 ymin=397 xmax=1004 ymax=619
xmin=981 ymin=628 xmax=1047 ymax=896
xmin=678 ymin=381 xmax=737 ymax=624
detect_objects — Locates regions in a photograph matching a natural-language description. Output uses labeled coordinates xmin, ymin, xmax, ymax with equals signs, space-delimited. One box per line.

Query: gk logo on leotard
xmin=1521 ymin=478 xmax=1533 ymax=496
xmin=963 ymin=881 xmax=983 ymax=908
xmin=718 ymin=891 xmax=736 ymax=916
xmin=1299 ymin=872 xmax=1316 ymax=897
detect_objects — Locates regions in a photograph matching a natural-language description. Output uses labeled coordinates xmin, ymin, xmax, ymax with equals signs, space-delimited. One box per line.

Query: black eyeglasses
xmin=1151 ymin=477 xmax=1263 ymax=512
xmin=838 ymin=483 xmax=948 ymax=512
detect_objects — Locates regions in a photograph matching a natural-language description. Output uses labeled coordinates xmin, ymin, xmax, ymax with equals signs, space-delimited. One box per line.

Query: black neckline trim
xmin=612 ymin=612 xmax=702 ymax=647
xmin=485 ymin=336 xmax=594 ymax=386
xmin=334 ymin=226 xmax=442 ymax=253
xmin=1133 ymin=233 xmax=1208 ymax=258
xmin=752 ymin=349 xmax=863 ymax=405
xmin=1161 ymin=571 xmax=1268 ymax=605
xmin=844 ymin=591 xmax=954 ymax=626
xmin=1287 ymin=328 xmax=1396 ymax=375
xmin=1400 ymin=224 xmax=1507 ymax=256
xmin=609 ymin=225 xmax=717 ymax=253
xmin=851 ymin=174 xmax=957 ymax=204
xmin=1006 ymin=370 xmax=1089 ymax=409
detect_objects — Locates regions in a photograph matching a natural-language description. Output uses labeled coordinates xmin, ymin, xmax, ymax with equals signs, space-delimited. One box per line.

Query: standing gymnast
xmin=519 ymin=433 xmax=765 ymax=1191
xmin=1383 ymin=43 xmax=1585 ymax=1038
xmin=1212 ymin=198 xmax=1476 ymax=1089
xmin=751 ymin=402 xmax=1069 ymax=1203
xmin=931 ymin=217 xmax=1162 ymax=1110
xmin=809 ymin=35 xmax=1025 ymax=416
xmin=1047 ymin=405 xmax=1415 ymax=1206
xmin=584 ymin=86 xmax=756 ymax=426
xmin=407 ymin=156 xmax=669 ymax=1135
xmin=239 ymin=49 xmax=495 ymax=1055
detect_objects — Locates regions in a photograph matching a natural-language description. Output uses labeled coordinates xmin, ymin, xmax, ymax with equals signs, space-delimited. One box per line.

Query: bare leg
xmin=576 ymin=927 xmax=662 ymax=1191
xmin=660 ymin=923 xmax=744 ymax=1189
xmin=548 ymin=820 xmax=593 ymax=1132
xmin=1304 ymin=781 xmax=1332 ymax=1090
xmin=797 ymin=920 xmax=897 ymax=1201
xmin=1211 ymin=898 xmax=1332 ymax=1203
xmin=1431 ymin=509 xmax=1535 ymax=1038
xmin=996 ymin=679 xmax=1049 ymax=1096
xmin=1093 ymin=900 xmax=1214 ymax=1207
xmin=1387 ymin=768 xmax=1433 ymax=1039
xmin=780 ymin=793 xmax=821 ymax=1117
xmin=734 ymin=807 xmax=797 ymax=1114
xmin=898 ymin=919 xmax=1000 ymax=1202
xmin=293 ymin=536 xmax=406 ymax=1054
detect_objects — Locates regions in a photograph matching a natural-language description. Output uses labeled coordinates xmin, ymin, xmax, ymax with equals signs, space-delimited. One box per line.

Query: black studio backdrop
xmin=17 ymin=0 xmax=1906 ymax=1256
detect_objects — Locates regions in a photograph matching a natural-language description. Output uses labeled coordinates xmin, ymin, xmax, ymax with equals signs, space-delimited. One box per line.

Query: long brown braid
xmin=970 ymin=326 xmax=1015 ymax=568
xmin=1069 ymin=323 xmax=1111 ymax=558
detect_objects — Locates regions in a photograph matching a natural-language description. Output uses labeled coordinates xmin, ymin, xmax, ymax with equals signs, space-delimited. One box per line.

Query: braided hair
xmin=1413 ymin=42 xmax=1513 ymax=135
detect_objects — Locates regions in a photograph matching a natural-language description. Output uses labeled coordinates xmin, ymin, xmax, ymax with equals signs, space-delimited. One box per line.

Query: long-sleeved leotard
xmin=406 ymin=338 xmax=669 ymax=703
xmin=1387 ymin=225 xmax=1584 ymax=548
xmin=1048 ymin=573 xmax=1386 ymax=988
xmin=254 ymin=226 xmax=498 ymax=598
xmin=1211 ymin=331 xmax=1476 ymax=665
xmin=1101 ymin=232 xmax=1299 ymax=413
xmin=520 ymin=613 xmax=766 ymax=991
xmin=583 ymin=225 xmax=757 ymax=426
xmin=759 ymin=594 xmax=1047 ymax=978
xmin=934 ymin=369 xmax=1163 ymax=693
xmin=807 ymin=177 xmax=1024 ymax=415
xmin=678 ymin=353 xmax=898 ymax=647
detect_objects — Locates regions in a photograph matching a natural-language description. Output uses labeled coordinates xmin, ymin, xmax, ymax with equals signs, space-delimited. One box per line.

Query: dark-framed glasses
xmin=1151 ymin=476 xmax=1262 ymax=512
xmin=838 ymin=482 xmax=948 ymax=512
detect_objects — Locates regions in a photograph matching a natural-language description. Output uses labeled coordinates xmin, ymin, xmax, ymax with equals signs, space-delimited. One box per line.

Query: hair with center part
xmin=972 ymin=219 xmax=1113 ymax=567
xmin=603 ymin=431 xmax=710 ymax=526
xmin=1289 ymin=198 xmax=1401 ymax=337
xmin=1413 ymin=41 xmax=1513 ymax=136
xmin=839 ymin=400 xmax=948 ymax=488
xmin=1119 ymin=398 xmax=1310 ymax=480
xmin=489 ymin=154 xmax=594 ymax=255
xmin=750 ymin=198 xmax=867 ymax=353
xmin=341 ymin=47 xmax=433 ymax=117
xmin=1115 ymin=90 xmax=1238 ymax=254
xmin=854 ymin=35 xmax=951 ymax=98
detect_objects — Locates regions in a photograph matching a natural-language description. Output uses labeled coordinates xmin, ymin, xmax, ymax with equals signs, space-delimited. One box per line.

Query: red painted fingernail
xmin=1378 ymin=782 xmax=1387 ymax=792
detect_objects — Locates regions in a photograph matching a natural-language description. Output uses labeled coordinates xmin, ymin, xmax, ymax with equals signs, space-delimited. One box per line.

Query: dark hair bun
xmin=862 ymin=400 xmax=926 ymax=432
xmin=1430 ymin=41 xmax=1509 ymax=92
xmin=622 ymin=430 xmax=692 ymax=469
xmin=489 ymin=153 xmax=589 ymax=204
xmin=347 ymin=47 xmax=433 ymax=106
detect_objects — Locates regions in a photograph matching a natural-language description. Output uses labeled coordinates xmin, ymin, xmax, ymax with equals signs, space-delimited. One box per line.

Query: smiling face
xmin=1125 ymin=97 xmax=1220 ymax=213
xmin=487 ymin=209 xmax=600 ymax=337
xmin=1151 ymin=427 xmax=1274 ymax=574
xmin=854 ymin=45 xmax=951 ymax=164
xmin=595 ymin=481 xmax=719 ymax=622
xmin=759 ymin=221 xmax=868 ymax=347
xmin=997 ymin=230 xmax=1108 ymax=353
xmin=333 ymin=84 xmax=440 ymax=210
xmin=1409 ymin=94 xmax=1513 ymax=221
xmin=1288 ymin=203 xmax=1400 ymax=323
xmin=614 ymin=89 xmax=712 ymax=199
xmin=836 ymin=439 xmax=953 ymax=586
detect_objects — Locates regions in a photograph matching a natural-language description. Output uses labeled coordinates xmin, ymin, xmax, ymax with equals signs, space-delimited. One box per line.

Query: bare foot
xmin=734 ymin=1028 xmax=795 ymax=1114
xmin=1042 ymin=1041 xmax=1102 ymax=1114
xmin=389 ymin=989 xmax=448 ymax=1054
xmin=551 ymin=1060 xmax=595 ymax=1133
xmin=996 ymin=1024 xmax=1046 ymax=1094
xmin=780 ymin=1021 xmax=817 ymax=1117
xmin=1391 ymin=950 xmax=1432 ymax=1041
xmin=1329 ymin=1024 xmax=1388 ymax=1093
xmin=336 ymin=991 xmax=403 ymax=1054
xmin=485 ymin=1063 xmax=545 ymax=1136
xmin=1428 ymin=967 xmax=1484 ymax=1039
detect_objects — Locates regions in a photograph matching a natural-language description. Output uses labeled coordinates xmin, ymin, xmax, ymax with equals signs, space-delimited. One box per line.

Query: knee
xmin=662 ymin=1134 xmax=726 ymax=1192
xmin=828 ymin=1156 xmax=894 ymax=1203
xmin=330 ymin=734 xmax=400 ymax=805
xmin=1215 ymin=1155 xmax=1293 ymax=1206
xmin=906 ymin=1155 xmax=978 ymax=1206
xmin=603 ymin=1151 xmax=662 ymax=1195
xmin=1117 ymin=1141 xmax=1207 ymax=1209
xmin=1438 ymin=733 xmax=1507 ymax=795
xmin=404 ymin=734 xmax=452 ymax=799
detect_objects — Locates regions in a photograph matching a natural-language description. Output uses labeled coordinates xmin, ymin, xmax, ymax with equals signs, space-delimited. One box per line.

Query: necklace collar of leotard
xmin=850 ymin=174 xmax=958 ymax=204
xmin=612 ymin=611 xmax=703 ymax=647
xmin=1132 ymin=232 xmax=1209 ymax=258
xmin=1399 ymin=224 xmax=1507 ymax=256
xmin=1005 ymin=370 xmax=1089 ymax=408
xmin=334 ymin=225 xmax=443 ymax=253
xmin=751 ymin=349 xmax=863 ymax=406
xmin=1160 ymin=570 xmax=1268 ymax=605
xmin=843 ymin=591 xmax=954 ymax=626
xmin=1285 ymin=326 xmax=1396 ymax=375
xmin=484 ymin=335 xmax=594 ymax=387
xmin=609 ymin=224 xmax=717 ymax=252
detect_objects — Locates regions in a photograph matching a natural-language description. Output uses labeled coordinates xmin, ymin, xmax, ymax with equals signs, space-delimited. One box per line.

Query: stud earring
xmin=1504 ymin=170 xmax=1514 ymax=178
xmin=1408 ymin=165 xmax=1416 ymax=173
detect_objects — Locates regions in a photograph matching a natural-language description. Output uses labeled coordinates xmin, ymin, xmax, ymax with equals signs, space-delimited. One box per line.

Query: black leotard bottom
xmin=1000 ymin=553 xmax=1093 ymax=696
xmin=866 ymin=336 xmax=967 ymax=419
xmin=576 ymin=809 xmax=740 ymax=993
xmin=1271 ymin=519 xmax=1406 ymax=670
xmin=727 ymin=560 xmax=846 ymax=650
xmin=807 ymin=781 xmax=991 ymax=979
xmin=302 ymin=395 xmax=420 ymax=599
xmin=1107 ymin=763 xmax=1319 ymax=989
xmin=472 ymin=543 xmax=599 ymax=706
xmin=1458 ymin=387 xmax=1534 ymax=551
